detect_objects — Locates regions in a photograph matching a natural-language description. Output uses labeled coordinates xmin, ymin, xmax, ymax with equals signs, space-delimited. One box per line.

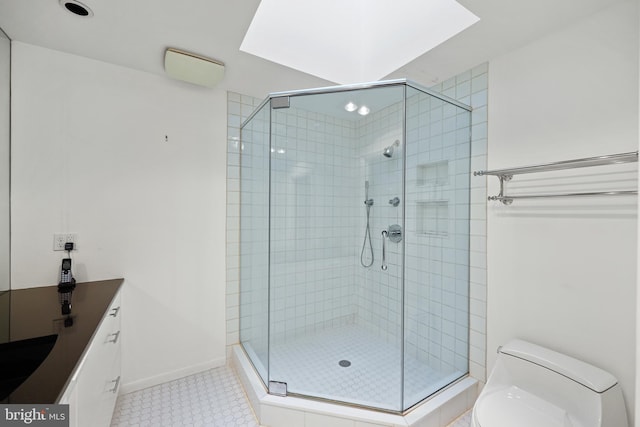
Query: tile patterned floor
xmin=110 ymin=366 xmax=259 ymax=427
xmin=110 ymin=363 xmax=471 ymax=427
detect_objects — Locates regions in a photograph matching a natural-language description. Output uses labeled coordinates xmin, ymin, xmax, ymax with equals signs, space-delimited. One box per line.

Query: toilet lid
xmin=475 ymin=386 xmax=579 ymax=427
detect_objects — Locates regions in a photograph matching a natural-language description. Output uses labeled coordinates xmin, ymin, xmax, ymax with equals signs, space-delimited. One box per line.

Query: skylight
xmin=240 ymin=0 xmax=480 ymax=84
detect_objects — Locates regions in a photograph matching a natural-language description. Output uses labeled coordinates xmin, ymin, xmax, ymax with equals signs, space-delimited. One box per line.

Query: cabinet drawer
xmin=75 ymin=288 xmax=122 ymax=427
xmin=101 ymin=292 xmax=122 ymax=333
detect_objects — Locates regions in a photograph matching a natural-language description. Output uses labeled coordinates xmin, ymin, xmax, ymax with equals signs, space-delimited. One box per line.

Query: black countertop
xmin=0 ymin=279 xmax=123 ymax=404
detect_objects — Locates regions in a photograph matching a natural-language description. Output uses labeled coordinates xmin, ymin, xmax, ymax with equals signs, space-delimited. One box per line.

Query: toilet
xmin=472 ymin=339 xmax=628 ymax=427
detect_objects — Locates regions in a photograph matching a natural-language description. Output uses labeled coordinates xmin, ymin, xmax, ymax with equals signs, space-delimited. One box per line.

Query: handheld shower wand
xmin=360 ymin=181 xmax=374 ymax=267
xmin=364 ymin=180 xmax=373 ymax=206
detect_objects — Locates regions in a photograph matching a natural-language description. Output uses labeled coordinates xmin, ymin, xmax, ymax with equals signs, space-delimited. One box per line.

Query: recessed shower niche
xmin=416 ymin=160 xmax=452 ymax=237
xmin=417 ymin=160 xmax=449 ymax=187
xmin=416 ymin=201 xmax=450 ymax=237
xmin=239 ymin=80 xmax=472 ymax=413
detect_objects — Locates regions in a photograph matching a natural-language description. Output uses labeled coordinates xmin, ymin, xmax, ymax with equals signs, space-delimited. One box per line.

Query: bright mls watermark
xmin=0 ymin=405 xmax=69 ymax=426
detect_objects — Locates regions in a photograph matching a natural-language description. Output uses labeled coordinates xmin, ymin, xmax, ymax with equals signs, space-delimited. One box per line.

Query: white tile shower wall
xmin=232 ymin=96 xmax=362 ymax=360
xmin=238 ymin=101 xmax=272 ymax=383
xmin=227 ymin=92 xmax=263 ymax=360
xmin=268 ymin=106 xmax=359 ymax=344
xmin=348 ymin=67 xmax=488 ymax=384
xmin=226 ymin=62 xmax=488 ymax=383
xmin=435 ymin=64 xmax=489 ymax=382
xmin=354 ymin=101 xmax=405 ymax=346
xmin=403 ymin=88 xmax=472 ymax=377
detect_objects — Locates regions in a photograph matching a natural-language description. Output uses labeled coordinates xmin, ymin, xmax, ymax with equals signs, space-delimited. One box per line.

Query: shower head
xmin=383 ymin=140 xmax=400 ymax=158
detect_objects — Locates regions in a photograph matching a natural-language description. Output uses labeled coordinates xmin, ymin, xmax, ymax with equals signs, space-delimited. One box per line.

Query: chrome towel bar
xmin=475 ymin=151 xmax=638 ymax=205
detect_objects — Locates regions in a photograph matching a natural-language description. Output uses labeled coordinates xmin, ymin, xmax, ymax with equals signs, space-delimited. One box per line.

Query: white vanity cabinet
xmin=59 ymin=289 xmax=122 ymax=427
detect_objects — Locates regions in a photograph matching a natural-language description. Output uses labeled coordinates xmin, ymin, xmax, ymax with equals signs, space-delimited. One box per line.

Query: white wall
xmin=10 ymin=42 xmax=228 ymax=391
xmin=487 ymin=0 xmax=638 ymax=423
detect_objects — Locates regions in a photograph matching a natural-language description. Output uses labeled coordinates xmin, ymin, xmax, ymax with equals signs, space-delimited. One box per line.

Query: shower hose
xmin=360 ymin=202 xmax=374 ymax=267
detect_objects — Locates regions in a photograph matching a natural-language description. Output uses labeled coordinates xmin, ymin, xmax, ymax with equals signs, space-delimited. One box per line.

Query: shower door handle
xmin=381 ymin=230 xmax=388 ymax=270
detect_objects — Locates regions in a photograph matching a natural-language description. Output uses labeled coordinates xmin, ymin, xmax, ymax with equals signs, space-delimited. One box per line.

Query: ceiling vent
xmin=164 ymin=48 xmax=225 ymax=88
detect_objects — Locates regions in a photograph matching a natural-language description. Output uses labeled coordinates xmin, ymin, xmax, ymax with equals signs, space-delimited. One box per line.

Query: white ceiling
xmin=0 ymin=0 xmax=624 ymax=99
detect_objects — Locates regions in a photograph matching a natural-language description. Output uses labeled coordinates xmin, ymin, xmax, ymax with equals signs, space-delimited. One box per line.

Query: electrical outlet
xmin=53 ymin=233 xmax=77 ymax=251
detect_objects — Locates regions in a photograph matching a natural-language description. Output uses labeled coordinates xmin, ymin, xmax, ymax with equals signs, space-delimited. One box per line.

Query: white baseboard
xmin=119 ymin=357 xmax=227 ymax=395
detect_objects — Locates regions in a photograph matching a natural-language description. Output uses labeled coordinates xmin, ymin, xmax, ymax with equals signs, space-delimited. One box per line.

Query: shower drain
xmin=338 ymin=360 xmax=351 ymax=367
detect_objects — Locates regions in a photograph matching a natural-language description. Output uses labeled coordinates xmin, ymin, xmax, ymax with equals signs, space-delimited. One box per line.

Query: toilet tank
xmin=490 ymin=340 xmax=628 ymax=427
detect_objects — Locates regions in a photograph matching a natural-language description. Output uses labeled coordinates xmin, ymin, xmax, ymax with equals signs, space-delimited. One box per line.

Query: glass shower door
xmin=266 ymin=86 xmax=406 ymax=411
xmin=403 ymin=86 xmax=471 ymax=409
xmin=239 ymin=102 xmax=270 ymax=386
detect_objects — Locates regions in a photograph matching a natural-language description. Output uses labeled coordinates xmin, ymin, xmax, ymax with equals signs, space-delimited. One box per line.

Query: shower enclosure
xmin=239 ymin=80 xmax=471 ymax=413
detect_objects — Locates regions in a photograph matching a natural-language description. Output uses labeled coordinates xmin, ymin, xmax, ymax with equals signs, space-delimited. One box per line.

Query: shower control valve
xmin=388 ymin=224 xmax=402 ymax=243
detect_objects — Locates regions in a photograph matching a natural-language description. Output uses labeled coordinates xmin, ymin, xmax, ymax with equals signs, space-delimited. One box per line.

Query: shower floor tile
xmin=266 ymin=323 xmax=463 ymax=411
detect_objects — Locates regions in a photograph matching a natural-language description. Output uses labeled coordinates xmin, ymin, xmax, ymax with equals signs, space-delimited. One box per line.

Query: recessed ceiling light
xmin=357 ymin=106 xmax=370 ymax=116
xmin=59 ymin=0 xmax=93 ymax=17
xmin=344 ymin=102 xmax=358 ymax=112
